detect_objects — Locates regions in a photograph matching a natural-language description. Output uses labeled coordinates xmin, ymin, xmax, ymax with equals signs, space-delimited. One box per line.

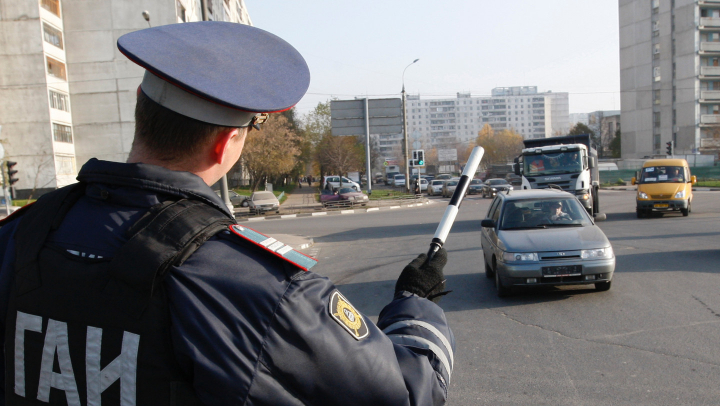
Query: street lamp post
xmin=402 ymin=59 xmax=419 ymax=193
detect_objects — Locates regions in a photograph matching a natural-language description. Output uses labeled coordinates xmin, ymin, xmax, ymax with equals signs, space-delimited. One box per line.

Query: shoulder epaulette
xmin=228 ymin=225 xmax=318 ymax=271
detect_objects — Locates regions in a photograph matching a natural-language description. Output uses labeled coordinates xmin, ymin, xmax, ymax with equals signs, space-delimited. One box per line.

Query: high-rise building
xmin=619 ymin=0 xmax=720 ymax=159
xmin=385 ymin=86 xmax=569 ymax=158
xmin=0 ymin=0 xmax=251 ymax=198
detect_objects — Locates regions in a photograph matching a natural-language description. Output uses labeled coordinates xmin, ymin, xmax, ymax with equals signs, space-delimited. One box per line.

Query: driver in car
xmin=549 ymin=201 xmax=571 ymax=221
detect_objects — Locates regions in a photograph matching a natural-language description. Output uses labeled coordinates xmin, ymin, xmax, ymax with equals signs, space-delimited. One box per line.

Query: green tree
xmin=301 ymin=101 xmax=333 ymax=178
xmin=609 ymin=129 xmax=621 ymax=158
xmin=569 ymin=122 xmax=600 ymax=148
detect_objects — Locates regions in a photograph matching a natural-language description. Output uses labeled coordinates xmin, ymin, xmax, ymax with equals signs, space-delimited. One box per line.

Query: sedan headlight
xmin=638 ymin=191 xmax=648 ymax=199
xmin=581 ymin=247 xmax=613 ymax=260
xmin=502 ymin=252 xmax=538 ymax=262
xmin=508 ymin=186 xmax=514 ymax=190
xmin=491 ymin=187 xmax=497 ymax=191
xmin=674 ymin=190 xmax=685 ymax=198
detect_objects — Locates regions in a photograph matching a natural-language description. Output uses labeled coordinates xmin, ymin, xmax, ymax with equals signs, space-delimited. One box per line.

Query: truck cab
xmin=515 ymin=134 xmax=599 ymax=215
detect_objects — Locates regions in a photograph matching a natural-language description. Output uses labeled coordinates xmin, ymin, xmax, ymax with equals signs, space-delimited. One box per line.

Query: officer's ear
xmin=212 ymin=128 xmax=241 ymax=165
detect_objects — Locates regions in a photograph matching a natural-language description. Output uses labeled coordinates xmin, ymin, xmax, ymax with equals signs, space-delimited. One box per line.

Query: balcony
xmin=701 ymin=114 xmax=720 ymax=124
xmin=700 ymin=0 xmax=720 ymax=5
xmin=700 ymin=18 xmax=720 ymax=28
xmin=700 ymin=66 xmax=720 ymax=76
xmin=700 ymin=138 xmax=720 ymax=148
xmin=701 ymin=90 xmax=720 ymax=100
xmin=701 ymin=42 xmax=720 ymax=53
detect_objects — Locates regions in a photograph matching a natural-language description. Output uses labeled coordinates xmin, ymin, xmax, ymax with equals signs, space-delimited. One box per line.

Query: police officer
xmin=0 ymin=22 xmax=453 ymax=405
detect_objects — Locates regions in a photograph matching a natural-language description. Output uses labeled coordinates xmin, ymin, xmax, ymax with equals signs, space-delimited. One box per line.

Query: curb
xmin=237 ymin=199 xmax=435 ymax=222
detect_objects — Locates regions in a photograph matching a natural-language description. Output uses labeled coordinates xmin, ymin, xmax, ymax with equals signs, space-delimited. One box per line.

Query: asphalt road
xmin=239 ymin=190 xmax=720 ymax=406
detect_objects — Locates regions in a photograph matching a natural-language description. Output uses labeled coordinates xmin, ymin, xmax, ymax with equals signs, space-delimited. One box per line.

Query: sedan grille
xmin=539 ymin=251 xmax=581 ymax=261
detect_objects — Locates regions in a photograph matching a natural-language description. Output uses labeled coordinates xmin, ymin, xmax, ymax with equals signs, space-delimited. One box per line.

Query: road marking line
xmin=366 ymin=208 xmax=379 ymax=212
xmin=341 ymin=210 xmax=355 ymax=214
xmin=311 ymin=212 xmax=327 ymax=216
xmin=247 ymin=217 xmax=265 ymax=221
xmin=280 ymin=214 xmax=297 ymax=219
xmin=390 ymin=206 xmax=401 ymax=209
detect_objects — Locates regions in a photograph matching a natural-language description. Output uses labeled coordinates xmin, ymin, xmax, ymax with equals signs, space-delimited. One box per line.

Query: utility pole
xmin=401 ymin=59 xmax=419 ymax=194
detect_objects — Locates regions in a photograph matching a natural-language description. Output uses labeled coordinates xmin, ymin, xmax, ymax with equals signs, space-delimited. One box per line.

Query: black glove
xmin=395 ymin=248 xmax=449 ymax=303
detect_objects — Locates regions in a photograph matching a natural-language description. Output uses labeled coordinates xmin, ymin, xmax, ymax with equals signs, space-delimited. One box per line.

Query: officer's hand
xmin=395 ymin=248 xmax=448 ymax=303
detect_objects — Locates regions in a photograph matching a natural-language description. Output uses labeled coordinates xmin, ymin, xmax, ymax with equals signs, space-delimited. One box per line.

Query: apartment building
xmin=619 ymin=0 xmax=720 ymax=159
xmin=384 ymin=86 xmax=569 ymax=157
xmin=0 ymin=0 xmax=251 ymax=198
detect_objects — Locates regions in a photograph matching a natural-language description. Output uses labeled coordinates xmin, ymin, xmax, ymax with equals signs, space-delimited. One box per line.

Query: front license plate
xmin=542 ymin=265 xmax=582 ymax=277
xmin=654 ymin=204 xmax=668 ymax=208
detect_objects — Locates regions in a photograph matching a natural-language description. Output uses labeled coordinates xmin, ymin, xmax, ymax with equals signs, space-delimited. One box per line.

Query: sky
xmin=247 ymin=0 xmax=621 ymax=118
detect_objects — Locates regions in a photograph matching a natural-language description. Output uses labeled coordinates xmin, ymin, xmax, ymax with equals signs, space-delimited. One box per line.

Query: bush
xmin=615 ymin=178 xmax=625 ymax=186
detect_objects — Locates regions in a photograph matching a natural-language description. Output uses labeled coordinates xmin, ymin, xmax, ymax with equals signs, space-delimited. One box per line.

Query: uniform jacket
xmin=0 ymin=159 xmax=455 ymax=406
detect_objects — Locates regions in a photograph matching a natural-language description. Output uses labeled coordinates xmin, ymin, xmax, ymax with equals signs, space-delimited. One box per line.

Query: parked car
xmin=480 ymin=189 xmax=614 ymax=297
xmin=435 ymin=174 xmax=453 ymax=181
xmin=214 ymin=190 xmax=249 ymax=207
xmin=320 ymin=188 xmax=369 ymax=207
xmin=428 ymin=180 xmax=445 ymax=196
xmin=323 ymin=175 xmax=360 ymax=192
xmin=247 ymin=191 xmax=280 ymax=214
xmin=467 ymin=179 xmax=484 ymax=195
xmin=505 ymin=173 xmax=522 ymax=187
xmin=441 ymin=179 xmax=461 ymax=198
xmin=412 ymin=178 xmax=429 ymax=194
xmin=481 ymin=178 xmax=513 ymax=198
xmin=385 ymin=172 xmax=400 ymax=185
xmin=393 ymin=174 xmax=406 ymax=188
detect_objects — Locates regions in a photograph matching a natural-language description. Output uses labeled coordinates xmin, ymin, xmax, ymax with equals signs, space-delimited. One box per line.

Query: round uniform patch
xmin=329 ymin=290 xmax=369 ymax=340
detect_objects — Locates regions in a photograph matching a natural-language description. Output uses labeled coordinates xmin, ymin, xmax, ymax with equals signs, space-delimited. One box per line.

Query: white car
xmin=248 ymin=191 xmax=280 ymax=214
xmin=323 ymin=176 xmax=360 ymax=192
xmin=393 ymin=174 xmax=406 ymax=187
xmin=428 ymin=180 xmax=445 ymax=196
xmin=412 ymin=178 xmax=428 ymax=193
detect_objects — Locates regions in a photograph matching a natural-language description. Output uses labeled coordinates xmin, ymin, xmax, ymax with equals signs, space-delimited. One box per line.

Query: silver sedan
xmin=480 ymin=189 xmax=615 ymax=297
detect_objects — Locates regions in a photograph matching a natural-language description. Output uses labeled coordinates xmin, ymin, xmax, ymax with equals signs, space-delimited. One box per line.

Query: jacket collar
xmin=77 ymin=158 xmax=233 ymax=218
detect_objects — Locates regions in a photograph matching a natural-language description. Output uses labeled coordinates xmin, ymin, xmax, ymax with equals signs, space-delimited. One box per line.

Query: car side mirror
xmin=631 ymin=177 xmax=636 ymax=185
xmin=691 ymin=175 xmax=697 ymax=185
xmin=480 ymin=219 xmax=496 ymax=228
xmin=588 ymin=156 xmax=597 ymax=168
xmin=593 ymin=213 xmax=607 ymax=221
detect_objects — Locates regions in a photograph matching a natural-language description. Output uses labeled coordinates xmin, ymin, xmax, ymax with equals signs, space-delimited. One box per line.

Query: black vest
xmin=4 ymin=184 xmax=235 ymax=406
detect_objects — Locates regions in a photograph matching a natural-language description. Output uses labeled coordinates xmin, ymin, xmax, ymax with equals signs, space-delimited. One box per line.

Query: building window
xmin=177 ymin=0 xmax=186 ymax=22
xmin=46 ymin=56 xmax=66 ymax=80
xmin=40 ymin=0 xmax=61 ymax=17
xmin=53 ymin=123 xmax=73 ymax=143
xmin=49 ymin=90 xmax=69 ymax=112
xmin=55 ymin=155 xmax=76 ymax=176
xmin=42 ymin=23 xmax=63 ymax=49
xmin=653 ymin=66 xmax=661 ymax=81
xmin=653 ymin=112 xmax=661 ymax=128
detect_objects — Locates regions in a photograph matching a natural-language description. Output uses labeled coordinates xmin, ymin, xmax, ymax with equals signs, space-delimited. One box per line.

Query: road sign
xmin=330 ymin=98 xmax=403 ymax=136
xmin=438 ymin=149 xmax=458 ymax=162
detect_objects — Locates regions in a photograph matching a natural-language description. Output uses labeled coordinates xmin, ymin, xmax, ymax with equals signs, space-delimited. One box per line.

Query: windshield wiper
xmin=538 ymin=223 xmax=584 ymax=227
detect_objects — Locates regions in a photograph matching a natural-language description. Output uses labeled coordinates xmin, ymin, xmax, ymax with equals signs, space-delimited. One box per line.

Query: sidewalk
xmin=281 ymin=182 xmax=322 ymax=208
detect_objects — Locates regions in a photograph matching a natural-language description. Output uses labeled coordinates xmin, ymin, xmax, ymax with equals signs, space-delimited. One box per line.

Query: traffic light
xmin=408 ymin=158 xmax=415 ymax=168
xmin=666 ymin=141 xmax=673 ymax=156
xmin=6 ymin=161 xmax=18 ymax=186
xmin=416 ymin=150 xmax=425 ymax=166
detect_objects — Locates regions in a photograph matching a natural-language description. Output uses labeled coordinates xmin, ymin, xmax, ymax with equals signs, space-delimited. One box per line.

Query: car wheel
xmin=595 ymin=281 xmax=612 ymax=291
xmin=241 ymin=200 xmax=249 ymax=207
xmin=484 ymin=259 xmax=494 ymax=279
xmin=636 ymin=209 xmax=643 ymax=219
xmin=493 ymin=258 xmax=510 ymax=297
xmin=681 ymin=201 xmax=690 ymax=216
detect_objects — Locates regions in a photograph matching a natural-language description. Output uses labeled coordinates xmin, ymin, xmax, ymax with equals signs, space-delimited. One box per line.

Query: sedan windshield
xmin=252 ymin=192 xmax=275 ymax=201
xmin=500 ymin=198 xmax=591 ymax=230
xmin=338 ymin=188 xmax=355 ymax=194
xmin=639 ymin=166 xmax=685 ymax=183
xmin=487 ymin=179 xmax=508 ymax=185
xmin=470 ymin=179 xmax=483 ymax=185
